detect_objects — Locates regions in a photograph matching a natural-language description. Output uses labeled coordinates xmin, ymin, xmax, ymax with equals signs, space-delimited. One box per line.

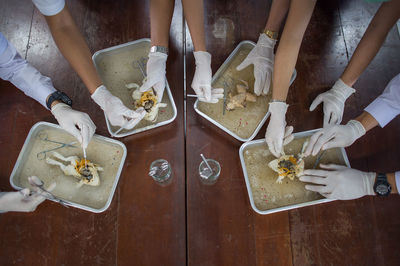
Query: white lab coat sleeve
xmin=32 ymin=0 xmax=65 ymax=16
xmin=364 ymin=73 xmax=400 ymax=127
xmin=396 ymin=172 xmax=400 ymax=195
xmin=0 ymin=32 xmax=56 ymax=109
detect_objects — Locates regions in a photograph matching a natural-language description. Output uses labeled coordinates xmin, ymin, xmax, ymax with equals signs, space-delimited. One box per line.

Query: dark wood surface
xmin=186 ymin=0 xmax=400 ymax=265
xmin=0 ymin=0 xmax=185 ymax=265
xmin=0 ymin=0 xmax=400 ymax=265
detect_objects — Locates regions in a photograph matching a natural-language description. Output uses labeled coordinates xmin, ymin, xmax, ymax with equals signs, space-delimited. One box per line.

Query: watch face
xmin=376 ymin=184 xmax=389 ymax=195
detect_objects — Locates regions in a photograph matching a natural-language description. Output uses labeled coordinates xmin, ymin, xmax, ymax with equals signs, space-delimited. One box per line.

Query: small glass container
xmin=199 ymin=159 xmax=221 ymax=184
xmin=149 ymin=159 xmax=171 ymax=183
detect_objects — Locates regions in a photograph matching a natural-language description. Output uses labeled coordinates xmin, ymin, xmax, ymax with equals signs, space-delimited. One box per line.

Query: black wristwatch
xmin=46 ymin=91 xmax=72 ymax=110
xmin=374 ymin=173 xmax=392 ymax=197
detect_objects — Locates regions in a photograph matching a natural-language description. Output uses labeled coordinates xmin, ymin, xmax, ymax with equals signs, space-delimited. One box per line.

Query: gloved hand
xmin=92 ymin=85 xmax=146 ymax=129
xmin=51 ymin=103 xmax=96 ymax=149
xmin=309 ymin=79 xmax=355 ymax=127
xmin=191 ymin=51 xmax=224 ymax=103
xmin=299 ymin=164 xmax=375 ymax=200
xmin=304 ymin=120 xmax=366 ymax=156
xmin=236 ymin=33 xmax=276 ymax=96
xmin=140 ymin=52 xmax=167 ymax=102
xmin=0 ymin=177 xmax=56 ymax=212
xmin=265 ymin=102 xmax=294 ymax=157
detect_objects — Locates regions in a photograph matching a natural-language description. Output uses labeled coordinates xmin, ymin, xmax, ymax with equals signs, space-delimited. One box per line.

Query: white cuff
xmin=12 ymin=64 xmax=56 ymax=108
xmin=395 ymin=171 xmax=400 ymax=195
xmin=364 ymin=97 xmax=400 ymax=128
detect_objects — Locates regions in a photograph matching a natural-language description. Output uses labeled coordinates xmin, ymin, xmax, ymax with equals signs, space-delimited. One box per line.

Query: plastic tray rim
xmin=92 ymin=38 xmax=177 ymax=138
xmin=194 ymin=40 xmax=297 ymax=142
xmin=239 ymin=129 xmax=351 ymax=215
xmin=9 ymin=121 xmax=127 ymax=213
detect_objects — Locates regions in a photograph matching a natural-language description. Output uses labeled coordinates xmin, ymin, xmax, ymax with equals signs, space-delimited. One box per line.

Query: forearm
xmin=150 ymin=0 xmax=175 ymax=47
xmin=264 ymin=0 xmax=290 ymax=33
xmin=182 ymin=0 xmax=206 ymax=51
xmin=355 ymin=111 xmax=379 ymax=132
xmin=272 ymin=0 xmax=316 ymax=101
xmin=341 ymin=1 xmax=400 ymax=87
xmin=387 ymin=173 xmax=398 ymax=194
xmin=45 ymin=7 xmax=101 ymax=94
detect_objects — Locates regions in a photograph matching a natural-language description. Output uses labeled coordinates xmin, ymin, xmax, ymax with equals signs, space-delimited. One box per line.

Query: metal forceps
xmin=36 ymin=132 xmax=78 ymax=160
xmin=28 ymin=180 xmax=70 ymax=208
xmin=113 ymin=57 xmax=148 ymax=136
xmin=222 ymin=76 xmax=233 ymax=115
xmin=132 ymin=56 xmax=147 ymax=78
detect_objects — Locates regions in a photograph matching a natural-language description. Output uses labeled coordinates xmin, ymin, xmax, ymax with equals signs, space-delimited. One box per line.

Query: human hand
xmin=309 ymin=79 xmax=355 ymax=127
xmin=140 ymin=52 xmax=168 ymax=102
xmin=265 ymin=102 xmax=294 ymax=157
xmin=0 ymin=177 xmax=56 ymax=212
xmin=191 ymin=51 xmax=224 ymax=103
xmin=51 ymin=103 xmax=96 ymax=149
xmin=236 ymin=33 xmax=276 ymax=96
xmin=91 ymin=85 xmax=146 ymax=129
xmin=304 ymin=120 xmax=366 ymax=156
xmin=299 ymin=164 xmax=375 ymax=200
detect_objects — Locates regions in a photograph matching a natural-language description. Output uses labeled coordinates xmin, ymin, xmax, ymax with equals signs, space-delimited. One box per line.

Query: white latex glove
xmin=140 ymin=52 xmax=167 ymax=102
xmin=309 ymin=79 xmax=355 ymax=127
xmin=236 ymin=33 xmax=276 ymax=96
xmin=92 ymin=85 xmax=146 ymax=129
xmin=265 ymin=102 xmax=294 ymax=157
xmin=0 ymin=177 xmax=56 ymax=212
xmin=304 ymin=120 xmax=366 ymax=156
xmin=51 ymin=103 xmax=96 ymax=149
xmin=299 ymin=164 xmax=375 ymax=200
xmin=191 ymin=51 xmax=224 ymax=103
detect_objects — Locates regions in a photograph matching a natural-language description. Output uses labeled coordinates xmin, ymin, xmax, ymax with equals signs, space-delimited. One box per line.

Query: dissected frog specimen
xmin=226 ymin=79 xmax=257 ymax=111
xmin=268 ymin=140 xmax=309 ymax=184
xmin=46 ymin=152 xmax=103 ymax=187
xmin=268 ymin=155 xmax=305 ymax=184
xmin=126 ymin=83 xmax=167 ymax=122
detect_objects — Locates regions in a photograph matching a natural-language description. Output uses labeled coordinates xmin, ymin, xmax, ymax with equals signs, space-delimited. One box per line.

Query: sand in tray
xmin=243 ymin=137 xmax=347 ymax=211
xmin=14 ymin=128 xmax=124 ymax=210
xmin=197 ymin=43 xmax=270 ymax=140
xmin=95 ymin=41 xmax=175 ymax=134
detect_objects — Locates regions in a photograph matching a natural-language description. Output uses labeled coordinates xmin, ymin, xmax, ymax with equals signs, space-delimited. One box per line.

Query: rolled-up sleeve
xmin=364 ymin=73 xmax=400 ymax=127
xmin=32 ymin=0 xmax=65 ymax=16
xmin=0 ymin=32 xmax=56 ymax=108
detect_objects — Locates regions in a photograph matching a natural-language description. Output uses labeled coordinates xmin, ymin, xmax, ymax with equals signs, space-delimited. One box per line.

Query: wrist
xmin=262 ymin=30 xmax=278 ymax=40
xmin=355 ymin=111 xmax=379 ymax=132
xmin=331 ymin=79 xmax=355 ymax=100
xmin=51 ymin=100 xmax=62 ymax=109
xmin=150 ymin=45 xmax=168 ymax=55
xmin=258 ymin=33 xmax=277 ymax=48
xmin=347 ymin=120 xmax=366 ymax=139
xmin=193 ymin=51 xmax=211 ymax=66
xmin=91 ymin=85 xmax=110 ymax=108
xmin=387 ymin=173 xmax=398 ymax=194
xmin=269 ymin=101 xmax=288 ymax=120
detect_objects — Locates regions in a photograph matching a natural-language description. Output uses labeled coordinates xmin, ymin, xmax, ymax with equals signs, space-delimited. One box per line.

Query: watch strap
xmin=374 ymin=173 xmax=392 ymax=196
xmin=46 ymin=91 xmax=72 ymax=110
xmin=150 ymin=45 xmax=168 ymax=55
xmin=263 ymin=29 xmax=278 ymax=40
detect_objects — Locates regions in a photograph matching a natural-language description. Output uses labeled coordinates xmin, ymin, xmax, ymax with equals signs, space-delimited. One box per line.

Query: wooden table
xmin=0 ymin=0 xmax=399 ymax=265
xmin=0 ymin=0 xmax=185 ymax=265
xmin=185 ymin=0 xmax=400 ymax=265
